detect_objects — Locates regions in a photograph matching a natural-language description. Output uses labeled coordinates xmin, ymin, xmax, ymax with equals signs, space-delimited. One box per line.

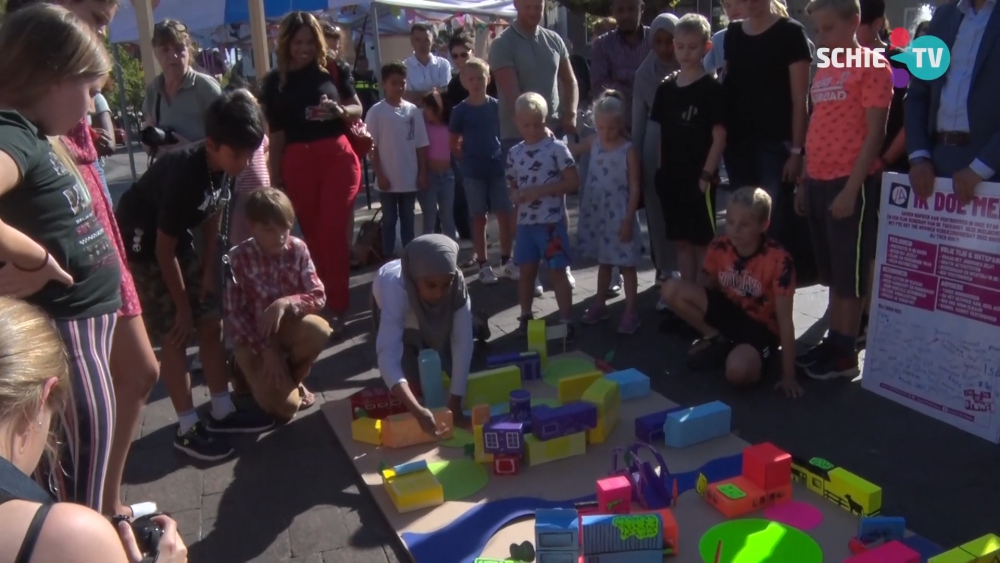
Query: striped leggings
xmin=41 ymin=314 xmax=117 ymax=511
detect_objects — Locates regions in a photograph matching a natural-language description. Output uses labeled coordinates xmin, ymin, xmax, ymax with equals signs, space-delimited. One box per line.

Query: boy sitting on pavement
xmin=223 ymin=188 xmax=333 ymax=423
xmin=661 ymin=187 xmax=803 ymax=397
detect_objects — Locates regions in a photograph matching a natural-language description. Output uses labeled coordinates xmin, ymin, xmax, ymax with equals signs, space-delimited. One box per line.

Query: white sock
xmin=211 ymin=392 xmax=235 ymax=420
xmin=177 ymin=410 xmax=200 ymax=435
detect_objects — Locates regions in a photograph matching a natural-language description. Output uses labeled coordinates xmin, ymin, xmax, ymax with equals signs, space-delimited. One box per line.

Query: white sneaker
xmin=480 ymin=265 xmax=499 ymax=285
xmin=656 ymin=300 xmax=671 ymax=312
xmin=502 ymin=262 xmax=520 ymax=281
xmin=566 ymin=267 xmax=576 ymax=290
xmin=534 ymin=276 xmax=544 ymax=297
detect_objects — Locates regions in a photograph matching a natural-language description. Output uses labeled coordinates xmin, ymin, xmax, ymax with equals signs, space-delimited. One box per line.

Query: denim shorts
xmin=514 ymin=219 xmax=571 ymax=269
xmin=464 ymin=174 xmax=513 ymax=216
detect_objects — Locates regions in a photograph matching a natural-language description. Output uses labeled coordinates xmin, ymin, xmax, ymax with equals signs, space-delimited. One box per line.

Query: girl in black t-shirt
xmin=0 ymin=5 xmax=121 ymax=512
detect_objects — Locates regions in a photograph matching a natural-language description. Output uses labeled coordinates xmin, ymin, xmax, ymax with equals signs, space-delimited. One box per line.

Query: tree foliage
xmin=102 ymin=37 xmax=147 ymax=115
xmin=557 ymin=0 xmax=681 ymax=22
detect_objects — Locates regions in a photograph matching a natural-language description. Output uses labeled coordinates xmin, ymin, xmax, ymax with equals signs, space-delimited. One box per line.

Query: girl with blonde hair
xmin=0 ymin=3 xmax=121 ymax=513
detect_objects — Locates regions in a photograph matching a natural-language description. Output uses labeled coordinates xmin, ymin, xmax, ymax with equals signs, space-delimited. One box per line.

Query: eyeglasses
xmin=452 ymin=51 xmax=470 ymax=59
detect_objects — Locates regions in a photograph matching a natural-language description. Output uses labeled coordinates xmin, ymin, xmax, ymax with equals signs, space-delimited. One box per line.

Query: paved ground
xmin=104 ymin=148 xmax=998 ymax=562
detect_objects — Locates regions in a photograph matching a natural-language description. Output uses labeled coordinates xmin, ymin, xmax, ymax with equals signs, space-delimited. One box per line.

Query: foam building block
xmin=583 ymin=378 xmax=621 ymax=444
xmin=900 ymin=535 xmax=945 ymax=561
xmin=930 ymin=534 xmax=1000 ymax=562
xmin=487 ymin=351 xmax=542 ymax=380
xmin=535 ymin=508 xmax=579 ymax=557
xmin=928 ymin=549 xmax=977 ymax=563
xmin=704 ymin=475 xmax=767 ymax=518
xmin=350 ymin=417 xmax=381 ymax=445
xmin=471 ymin=404 xmax=492 ymax=426
xmin=524 ymin=431 xmax=586 ymax=466
xmin=381 ymin=408 xmax=454 ymax=448
xmin=418 ymin=349 xmax=446 ymax=409
xmin=664 ymin=401 xmax=731 ymax=448
xmin=483 ymin=420 xmax=525 ymax=455
xmin=857 ymin=516 xmax=906 ymax=544
xmin=493 ymin=454 xmax=520 ymax=476
xmin=472 ymin=423 xmax=493 ymax=464
xmin=596 ymin=476 xmax=632 ymax=514
xmin=634 ymin=407 xmax=685 ymax=443
xmin=605 ymin=368 xmax=651 ymax=401
xmin=531 ymin=402 xmax=598 ymax=441
xmin=844 ymin=541 xmax=920 ymax=563
xmin=463 ymin=365 xmax=521 ymax=409
xmin=645 ymin=508 xmax=679 ymax=556
xmin=556 ymin=370 xmax=604 ymax=403
xmin=392 ymin=459 xmax=428 ymax=476
xmin=742 ymin=443 xmax=792 ymax=490
xmin=381 ymin=467 xmax=443 ymax=513
xmin=527 ymin=319 xmax=549 ymax=370
xmin=509 ymin=389 xmax=531 ymax=422
xmin=827 ymin=467 xmax=883 ymax=517
xmin=350 ymin=386 xmax=407 ymax=420
xmin=581 ymin=514 xmax=663 ymax=563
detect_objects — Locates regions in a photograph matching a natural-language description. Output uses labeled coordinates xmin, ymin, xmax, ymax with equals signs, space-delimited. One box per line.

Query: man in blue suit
xmin=906 ymin=0 xmax=1000 ymax=204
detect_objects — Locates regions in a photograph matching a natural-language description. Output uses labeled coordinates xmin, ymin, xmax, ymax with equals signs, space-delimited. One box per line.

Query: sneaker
xmin=480 ymin=265 xmax=499 ymax=285
xmin=582 ymin=304 xmax=610 ymax=325
xmin=517 ymin=313 xmax=534 ymax=335
xmin=687 ymin=335 xmax=734 ymax=372
xmin=560 ymin=321 xmax=577 ymax=345
xmin=502 ymin=262 xmax=520 ymax=281
xmin=204 ymin=409 xmax=275 ymax=434
xmin=190 ymin=353 xmax=202 ymax=372
xmin=796 ymin=340 xmax=833 ymax=369
xmin=565 ymin=267 xmax=576 ymax=290
xmin=174 ymin=421 xmax=234 ymax=461
xmin=534 ymin=277 xmax=544 ymax=297
xmin=856 ymin=318 xmax=868 ymax=350
xmin=617 ymin=311 xmax=640 ymax=335
xmin=655 ymin=299 xmax=671 ymax=312
xmin=806 ymin=352 xmax=860 ymax=380
xmin=472 ymin=310 xmax=491 ymax=342
xmin=606 ymin=274 xmax=623 ymax=298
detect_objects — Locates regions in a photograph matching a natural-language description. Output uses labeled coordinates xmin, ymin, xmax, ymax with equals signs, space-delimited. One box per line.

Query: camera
xmin=112 ymin=513 xmax=164 ymax=559
xmin=140 ymin=126 xmax=177 ymax=148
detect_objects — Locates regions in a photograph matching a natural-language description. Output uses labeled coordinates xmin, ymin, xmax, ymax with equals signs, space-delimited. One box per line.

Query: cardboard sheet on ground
xmin=323 ymin=352 xmax=865 ymax=562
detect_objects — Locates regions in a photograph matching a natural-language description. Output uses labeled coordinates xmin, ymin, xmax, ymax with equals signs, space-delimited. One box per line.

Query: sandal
xmin=299 ymin=385 xmax=316 ymax=410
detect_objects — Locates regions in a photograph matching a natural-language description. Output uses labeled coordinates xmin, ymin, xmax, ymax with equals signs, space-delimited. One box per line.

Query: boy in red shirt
xmin=796 ymin=0 xmax=892 ymax=380
xmin=662 ymin=187 xmax=802 ymax=397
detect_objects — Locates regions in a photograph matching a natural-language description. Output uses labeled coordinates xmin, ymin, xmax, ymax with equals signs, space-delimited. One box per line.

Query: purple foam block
xmin=531 ymin=402 xmax=598 ymax=441
xmin=635 ymin=406 xmax=686 ymax=443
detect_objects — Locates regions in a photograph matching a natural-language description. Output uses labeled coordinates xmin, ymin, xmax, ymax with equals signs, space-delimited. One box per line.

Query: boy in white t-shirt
xmin=365 ymin=61 xmax=429 ymax=257
xmin=506 ymin=93 xmax=580 ymax=339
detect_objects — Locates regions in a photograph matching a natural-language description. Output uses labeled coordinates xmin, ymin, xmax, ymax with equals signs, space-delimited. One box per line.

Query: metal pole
xmin=113 ymin=44 xmax=139 ymax=183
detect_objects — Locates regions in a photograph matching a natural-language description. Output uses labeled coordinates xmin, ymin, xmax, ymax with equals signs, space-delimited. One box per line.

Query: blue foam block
xmin=900 ymin=534 xmax=945 ymax=562
xmin=393 ymin=459 xmax=428 ymax=476
xmin=664 ymin=401 xmax=731 ymax=448
xmin=534 ymin=508 xmax=579 ymax=552
xmin=605 ymin=369 xmax=650 ymax=401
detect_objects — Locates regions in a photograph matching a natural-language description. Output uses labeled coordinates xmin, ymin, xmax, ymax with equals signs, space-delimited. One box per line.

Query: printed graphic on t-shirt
xmin=506 ymin=138 xmax=575 ymax=225
xmin=406 ymin=116 xmax=415 ymax=141
xmin=49 ymin=150 xmax=113 ymax=266
xmin=703 ymin=236 xmax=795 ymax=335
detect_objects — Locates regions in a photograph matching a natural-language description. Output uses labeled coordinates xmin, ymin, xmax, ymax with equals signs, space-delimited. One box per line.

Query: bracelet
xmin=14 ymin=250 xmax=49 ymax=273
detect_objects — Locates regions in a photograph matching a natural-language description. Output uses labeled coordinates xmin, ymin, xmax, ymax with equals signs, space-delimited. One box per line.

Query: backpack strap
xmin=13 ymin=503 xmax=52 ymax=563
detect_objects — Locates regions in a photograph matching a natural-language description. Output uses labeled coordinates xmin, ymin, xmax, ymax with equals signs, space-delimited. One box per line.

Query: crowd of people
xmin=0 ymin=0 xmax=996 ymax=560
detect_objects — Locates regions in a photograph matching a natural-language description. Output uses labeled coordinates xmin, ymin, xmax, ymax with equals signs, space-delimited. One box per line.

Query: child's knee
xmin=661 ymin=278 xmax=681 ymax=304
xmin=725 ymin=346 xmax=763 ymax=387
xmin=296 ymin=314 xmax=333 ymax=357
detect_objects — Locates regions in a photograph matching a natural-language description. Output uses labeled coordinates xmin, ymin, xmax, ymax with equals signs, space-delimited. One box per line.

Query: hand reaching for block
xmin=417 ymin=407 xmax=449 ymax=436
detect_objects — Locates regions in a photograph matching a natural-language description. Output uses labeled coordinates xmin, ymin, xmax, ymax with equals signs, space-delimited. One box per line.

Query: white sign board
xmin=863 ymin=172 xmax=1000 ymax=443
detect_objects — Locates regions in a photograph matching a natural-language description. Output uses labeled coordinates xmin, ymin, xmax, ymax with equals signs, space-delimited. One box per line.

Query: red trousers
xmin=282 ymin=135 xmax=360 ymax=315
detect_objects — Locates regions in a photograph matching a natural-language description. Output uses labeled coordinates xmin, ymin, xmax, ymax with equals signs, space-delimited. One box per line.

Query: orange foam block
xmin=705 ymin=476 xmax=767 ymax=518
xmin=381 ymin=408 xmax=454 ymax=448
xmin=642 ymin=508 xmax=679 ymax=555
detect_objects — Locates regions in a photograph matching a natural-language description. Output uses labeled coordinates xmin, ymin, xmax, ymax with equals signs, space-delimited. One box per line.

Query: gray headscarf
xmin=633 ymin=13 xmax=680 ymax=110
xmin=400 ymin=234 xmax=468 ymax=353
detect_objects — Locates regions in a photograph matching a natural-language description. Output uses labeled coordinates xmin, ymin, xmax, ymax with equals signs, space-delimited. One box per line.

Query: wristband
xmin=14 ymin=251 xmax=49 ymax=273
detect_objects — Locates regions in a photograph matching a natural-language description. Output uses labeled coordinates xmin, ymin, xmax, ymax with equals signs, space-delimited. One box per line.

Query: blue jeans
xmin=417 ymin=170 xmax=457 ymax=240
xmin=724 ymin=138 xmax=792 ymax=240
xmin=95 ymin=159 xmax=113 ymax=203
xmin=379 ymin=191 xmax=417 ymax=256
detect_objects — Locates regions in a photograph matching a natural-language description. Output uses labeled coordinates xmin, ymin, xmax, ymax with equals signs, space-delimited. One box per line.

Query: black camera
xmin=140 ymin=126 xmax=177 ymax=148
xmin=112 ymin=513 xmax=164 ymax=559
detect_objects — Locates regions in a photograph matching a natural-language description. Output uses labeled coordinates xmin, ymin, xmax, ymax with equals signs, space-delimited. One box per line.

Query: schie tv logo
xmin=815 ymin=28 xmax=951 ymax=88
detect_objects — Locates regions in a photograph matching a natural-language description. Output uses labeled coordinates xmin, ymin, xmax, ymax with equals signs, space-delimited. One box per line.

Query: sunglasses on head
xmin=155 ymin=20 xmax=188 ymax=33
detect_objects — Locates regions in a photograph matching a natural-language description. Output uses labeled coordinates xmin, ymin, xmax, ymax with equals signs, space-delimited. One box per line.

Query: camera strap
xmin=155 ymin=93 xmax=161 ymax=126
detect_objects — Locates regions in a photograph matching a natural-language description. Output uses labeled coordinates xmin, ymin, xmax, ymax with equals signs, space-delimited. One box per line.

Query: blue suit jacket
xmin=905 ymin=2 xmax=1000 ymax=175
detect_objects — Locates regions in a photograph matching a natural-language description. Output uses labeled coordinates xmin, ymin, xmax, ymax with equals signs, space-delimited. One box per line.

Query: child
xmin=230 ymin=132 xmax=269 ymax=246
xmin=795 ymin=0 xmax=891 ymax=380
xmin=449 ymin=57 xmax=514 ymax=285
xmin=419 ymin=91 xmax=458 ymax=241
xmin=224 ymin=188 xmax=333 ymax=422
xmin=115 ymin=89 xmax=273 ymax=461
xmin=506 ymin=93 xmax=580 ymax=336
xmin=651 ymin=14 xmax=726 ymax=317
xmin=571 ymin=91 xmax=643 ymax=334
xmin=703 ymin=0 xmax=746 ymax=74
xmin=365 ymin=61 xmax=429 ymax=258
xmin=661 ymin=187 xmax=802 ymax=397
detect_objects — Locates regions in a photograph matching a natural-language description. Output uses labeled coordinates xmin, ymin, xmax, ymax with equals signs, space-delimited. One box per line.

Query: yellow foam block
xmin=473 ymin=423 xmax=493 ymax=464
xmin=583 ymin=378 xmax=621 ymax=444
xmin=382 ymin=469 xmax=444 ymax=513
xmin=928 ymin=548 xmax=977 ymax=563
xmin=381 ymin=408 xmax=454 ymax=448
xmin=961 ymin=533 xmax=1000 ymax=561
xmin=557 ymin=370 xmax=604 ymax=403
xmin=524 ymin=431 xmax=586 ymax=466
xmin=827 ymin=467 xmax=882 ymax=517
xmin=350 ymin=417 xmax=382 ymax=446
xmin=527 ymin=319 xmax=548 ymax=369
xmin=464 ymin=365 xmax=521 ymax=409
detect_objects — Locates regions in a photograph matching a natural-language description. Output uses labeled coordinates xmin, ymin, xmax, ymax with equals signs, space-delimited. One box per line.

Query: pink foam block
xmin=843 ymin=540 xmax=919 ymax=563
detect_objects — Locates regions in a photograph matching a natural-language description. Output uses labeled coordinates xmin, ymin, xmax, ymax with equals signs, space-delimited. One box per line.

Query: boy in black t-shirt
xmin=651 ymin=14 xmax=727 ymax=286
xmin=115 ymin=90 xmax=269 ymax=461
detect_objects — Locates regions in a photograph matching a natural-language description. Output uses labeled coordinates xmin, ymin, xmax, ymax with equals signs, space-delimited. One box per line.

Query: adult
xmin=590 ymin=0 xmax=650 ymax=122
xmin=490 ymin=0 xmax=579 ymax=291
xmin=703 ymin=0 xmax=746 ymax=73
xmin=260 ymin=11 xmax=363 ymax=330
xmin=353 ymin=55 xmax=380 ymax=118
xmin=404 ymin=23 xmax=452 ymax=106
xmin=372 ymin=235 xmax=486 ymax=429
xmin=906 ymin=0 xmax=1000 ymax=205
xmin=0 ymin=298 xmax=187 ymax=563
xmin=721 ymin=0 xmax=812 ymax=241
xmin=632 ymin=13 xmax=679 ymax=282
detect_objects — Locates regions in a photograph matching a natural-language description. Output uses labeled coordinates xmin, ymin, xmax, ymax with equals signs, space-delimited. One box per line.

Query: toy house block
xmin=928 ymin=551 xmax=977 ymax=563
xmin=704 ymin=476 xmax=767 ymax=518
xmin=381 ymin=468 xmax=444 ymax=513
xmin=381 ymin=408 xmax=454 ymax=448
xmin=350 ymin=417 xmax=382 ymax=445
xmin=663 ymin=401 xmax=731 ymax=448
xmin=596 ymin=476 xmax=632 ymax=514
xmin=827 ymin=467 xmax=883 ymax=517
xmin=535 ymin=508 xmax=580 ymax=553
xmin=742 ymin=442 xmax=792 ymax=490
xmin=556 ymin=370 xmax=604 ymax=403
xmin=483 ymin=420 xmax=525 ymax=455
xmin=527 ymin=320 xmax=549 ymax=370
xmin=605 ymin=368 xmax=651 ymax=401
xmin=959 ymin=533 xmax=1000 ymax=561
xmin=493 ymin=454 xmax=520 ymax=476
xmin=417 ymin=349 xmax=446 ymax=409
xmin=858 ymin=516 xmax=906 ymax=544
xmin=763 ymin=482 xmax=793 ymax=508
xmin=525 ymin=431 xmax=586 ymax=466
xmin=580 ymin=514 xmax=663 ymax=559
xmin=531 ymin=402 xmax=598 ymax=441
xmin=634 ymin=407 xmax=685 ymax=443
xmin=509 ymin=389 xmax=532 ymax=422
xmin=471 ymin=404 xmax=492 ymax=426
xmin=583 ymin=378 xmax=621 ymax=444
xmin=350 ymin=386 xmax=407 ymax=420
xmin=487 ymin=351 xmax=543 ymax=381
xmin=844 ymin=541 xmax=920 ymax=563
xmin=473 ymin=424 xmax=493 ymax=464
xmin=645 ymin=508 xmax=679 ymax=556
xmin=464 ymin=365 xmax=521 ymax=409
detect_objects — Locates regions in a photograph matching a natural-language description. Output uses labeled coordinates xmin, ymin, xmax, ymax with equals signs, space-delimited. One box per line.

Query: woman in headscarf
xmin=632 ymin=13 xmax=679 ymax=284
xmin=371 ymin=235 xmax=488 ymax=431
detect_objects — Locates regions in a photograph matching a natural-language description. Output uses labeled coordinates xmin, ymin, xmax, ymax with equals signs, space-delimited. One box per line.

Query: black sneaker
xmin=517 ymin=313 xmax=534 ymax=336
xmin=174 ymin=421 xmax=234 ymax=461
xmin=796 ymin=340 xmax=833 ymax=369
xmin=560 ymin=322 xmax=576 ymax=345
xmin=687 ymin=335 xmax=734 ymax=372
xmin=204 ymin=409 xmax=275 ymax=434
xmin=856 ymin=318 xmax=868 ymax=351
xmin=473 ymin=310 xmax=492 ymax=342
xmin=806 ymin=352 xmax=859 ymax=380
